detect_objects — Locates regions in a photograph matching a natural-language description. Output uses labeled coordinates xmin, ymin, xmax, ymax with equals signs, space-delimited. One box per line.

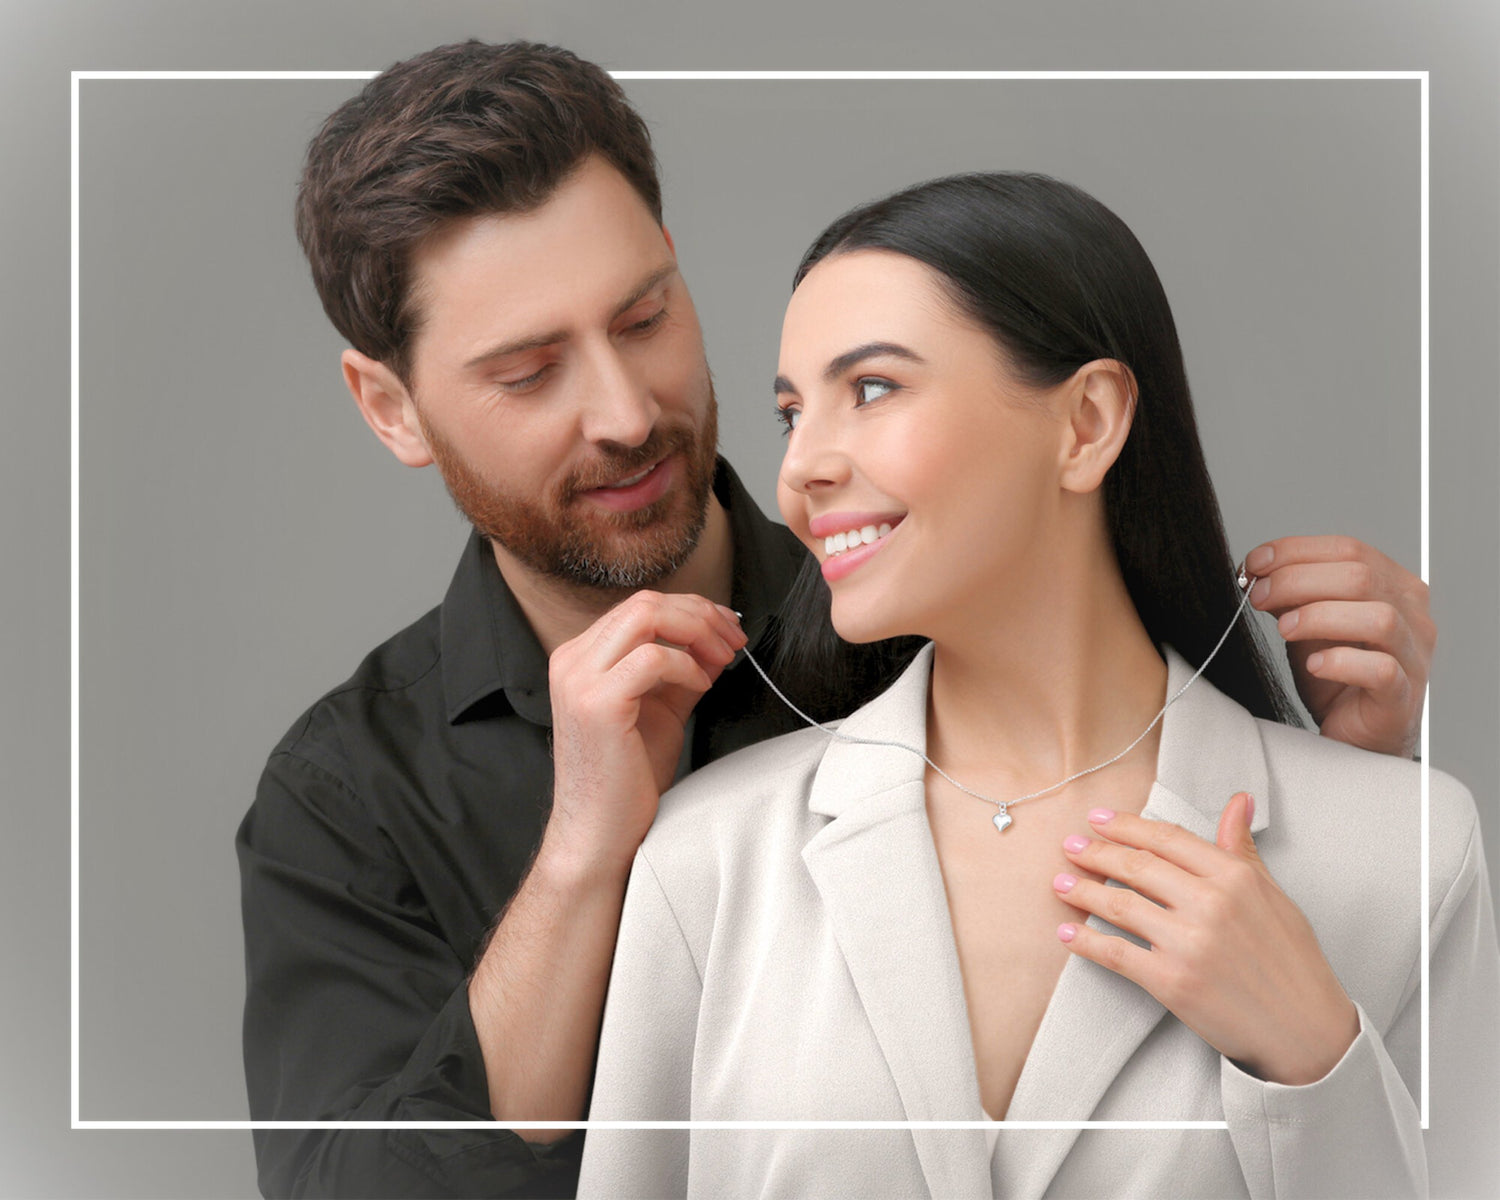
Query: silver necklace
xmin=740 ymin=566 xmax=1258 ymax=833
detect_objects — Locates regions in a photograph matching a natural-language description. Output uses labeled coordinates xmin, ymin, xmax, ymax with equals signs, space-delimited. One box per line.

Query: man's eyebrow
xmin=461 ymin=263 xmax=679 ymax=371
xmin=773 ymin=341 xmax=927 ymax=395
xmin=609 ymin=262 xmax=678 ymax=322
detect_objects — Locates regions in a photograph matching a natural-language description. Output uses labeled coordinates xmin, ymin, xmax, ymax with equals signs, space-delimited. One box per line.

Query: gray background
xmin=5 ymin=0 xmax=1496 ymax=1195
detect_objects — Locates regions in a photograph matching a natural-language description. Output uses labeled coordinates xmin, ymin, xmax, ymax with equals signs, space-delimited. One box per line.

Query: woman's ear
xmin=1057 ymin=359 xmax=1136 ymax=495
xmin=341 ymin=348 xmax=434 ymax=468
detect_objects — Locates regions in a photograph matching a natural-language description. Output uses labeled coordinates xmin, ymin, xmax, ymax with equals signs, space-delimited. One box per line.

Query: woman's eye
xmin=856 ymin=377 xmax=897 ymax=405
xmin=774 ymin=404 xmax=800 ymax=435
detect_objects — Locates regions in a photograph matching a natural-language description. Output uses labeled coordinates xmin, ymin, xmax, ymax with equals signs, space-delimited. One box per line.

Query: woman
xmin=577 ymin=173 xmax=1498 ymax=1198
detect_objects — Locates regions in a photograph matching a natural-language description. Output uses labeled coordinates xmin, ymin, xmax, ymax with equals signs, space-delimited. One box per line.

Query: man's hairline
xmin=391 ymin=153 xmax=674 ymax=398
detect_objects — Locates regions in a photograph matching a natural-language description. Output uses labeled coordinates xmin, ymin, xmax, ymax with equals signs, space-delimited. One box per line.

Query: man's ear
xmin=1057 ymin=359 xmax=1136 ymax=495
xmin=341 ymin=348 xmax=433 ymax=468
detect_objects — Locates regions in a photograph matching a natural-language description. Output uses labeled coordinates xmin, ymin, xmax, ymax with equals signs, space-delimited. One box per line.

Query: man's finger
xmin=1245 ymin=534 xmax=1397 ymax=575
xmin=1303 ymin=645 xmax=1411 ymax=701
xmin=585 ymin=593 xmax=745 ymax=671
xmin=1276 ymin=599 xmax=1420 ymax=671
xmin=1247 ymin=560 xmax=1387 ymax=616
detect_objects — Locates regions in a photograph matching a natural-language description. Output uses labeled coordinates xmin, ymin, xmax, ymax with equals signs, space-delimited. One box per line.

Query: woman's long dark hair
xmin=769 ymin=171 xmax=1301 ymax=726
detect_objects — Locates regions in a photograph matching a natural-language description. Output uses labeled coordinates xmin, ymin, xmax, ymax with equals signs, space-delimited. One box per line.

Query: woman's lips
xmin=581 ymin=455 xmax=675 ymax=512
xmin=811 ymin=513 xmax=905 ymax=583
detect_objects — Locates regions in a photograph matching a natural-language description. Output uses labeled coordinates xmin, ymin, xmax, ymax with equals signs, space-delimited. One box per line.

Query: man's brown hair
xmin=295 ymin=39 xmax=661 ymax=384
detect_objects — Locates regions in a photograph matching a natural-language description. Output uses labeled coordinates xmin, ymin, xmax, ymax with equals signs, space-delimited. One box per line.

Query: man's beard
xmin=419 ymin=393 xmax=719 ymax=594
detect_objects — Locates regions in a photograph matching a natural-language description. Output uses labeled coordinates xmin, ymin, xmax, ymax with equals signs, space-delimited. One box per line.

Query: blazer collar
xmin=808 ymin=642 xmax=1271 ymax=837
xmin=800 ymin=641 xmax=1274 ymax=1199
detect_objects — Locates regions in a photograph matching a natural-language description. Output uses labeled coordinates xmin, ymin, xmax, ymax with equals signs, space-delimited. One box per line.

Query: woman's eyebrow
xmin=773 ymin=341 xmax=925 ymax=397
xmin=821 ymin=341 xmax=926 ymax=381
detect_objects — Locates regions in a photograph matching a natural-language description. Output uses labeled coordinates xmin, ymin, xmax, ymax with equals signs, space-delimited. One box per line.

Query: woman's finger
xmin=1056 ymin=920 xmax=1157 ymax=990
xmin=1075 ymin=810 xmax=1225 ymax=880
xmin=1053 ymin=875 xmax=1172 ymax=945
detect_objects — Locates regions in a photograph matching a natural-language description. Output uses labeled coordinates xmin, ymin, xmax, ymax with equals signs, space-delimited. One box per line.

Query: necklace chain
xmin=739 ymin=569 xmax=1258 ymax=832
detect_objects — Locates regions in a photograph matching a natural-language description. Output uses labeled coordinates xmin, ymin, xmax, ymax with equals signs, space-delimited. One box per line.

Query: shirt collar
xmin=439 ymin=456 xmax=805 ymax=727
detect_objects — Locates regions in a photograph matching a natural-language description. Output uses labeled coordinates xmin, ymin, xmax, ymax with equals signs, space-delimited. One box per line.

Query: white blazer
xmin=579 ymin=646 xmax=1499 ymax=1199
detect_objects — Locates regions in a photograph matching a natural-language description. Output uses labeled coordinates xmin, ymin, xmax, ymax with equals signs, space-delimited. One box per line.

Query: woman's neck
xmin=924 ymin=546 xmax=1167 ymax=798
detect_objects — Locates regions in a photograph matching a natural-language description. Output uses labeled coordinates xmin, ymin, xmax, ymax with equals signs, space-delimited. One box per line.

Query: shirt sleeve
xmin=576 ymin=851 xmax=700 ymax=1199
xmin=238 ymin=750 xmax=581 ymax=1199
xmin=1219 ymin=814 xmax=1500 ymax=1199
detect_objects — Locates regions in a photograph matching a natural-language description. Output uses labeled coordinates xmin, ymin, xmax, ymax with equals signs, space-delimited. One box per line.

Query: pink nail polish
xmin=1087 ymin=808 xmax=1115 ymax=824
xmin=1057 ymin=923 xmax=1078 ymax=943
xmin=1053 ymin=872 xmax=1078 ymax=893
xmin=1063 ymin=835 xmax=1090 ymax=854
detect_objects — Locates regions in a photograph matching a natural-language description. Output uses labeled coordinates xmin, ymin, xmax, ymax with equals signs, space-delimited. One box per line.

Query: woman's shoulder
xmin=1254 ymin=716 xmax=1479 ymax=900
xmin=642 ymin=723 xmax=836 ymax=858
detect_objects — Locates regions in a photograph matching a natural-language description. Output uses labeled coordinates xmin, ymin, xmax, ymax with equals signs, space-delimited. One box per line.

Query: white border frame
xmin=70 ymin=68 xmax=1430 ymax=1134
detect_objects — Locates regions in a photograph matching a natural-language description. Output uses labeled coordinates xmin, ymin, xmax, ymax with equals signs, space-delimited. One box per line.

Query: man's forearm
xmin=466 ymin=832 xmax=633 ymax=1140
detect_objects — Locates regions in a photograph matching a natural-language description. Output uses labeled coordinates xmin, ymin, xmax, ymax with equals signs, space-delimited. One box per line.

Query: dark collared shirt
xmin=237 ymin=460 xmax=808 ymax=1198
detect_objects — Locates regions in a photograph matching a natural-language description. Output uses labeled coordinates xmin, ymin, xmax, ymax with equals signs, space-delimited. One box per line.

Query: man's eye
xmin=497 ymin=366 xmax=551 ymax=393
xmin=627 ymin=309 xmax=668 ymax=334
xmin=774 ymin=404 xmax=799 ymax=435
xmin=856 ymin=378 xmax=897 ymax=405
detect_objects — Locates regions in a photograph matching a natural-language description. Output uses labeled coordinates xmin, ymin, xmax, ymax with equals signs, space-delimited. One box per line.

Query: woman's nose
xmin=778 ymin=406 xmax=852 ymax=495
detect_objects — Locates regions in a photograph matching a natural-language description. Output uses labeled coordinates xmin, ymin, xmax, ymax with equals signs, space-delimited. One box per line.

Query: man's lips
xmin=578 ymin=454 xmax=675 ymax=513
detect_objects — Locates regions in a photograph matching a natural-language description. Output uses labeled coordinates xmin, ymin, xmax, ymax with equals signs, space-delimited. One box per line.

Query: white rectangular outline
xmin=71 ymin=69 xmax=1430 ymax=1134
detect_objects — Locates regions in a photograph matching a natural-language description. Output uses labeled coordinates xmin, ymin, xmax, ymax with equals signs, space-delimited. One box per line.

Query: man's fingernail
xmin=1247 ymin=546 xmax=1274 ymax=572
xmin=1244 ymin=793 xmax=1256 ymax=825
xmin=1250 ymin=578 xmax=1271 ymax=605
xmin=1087 ymin=808 xmax=1115 ymax=824
xmin=716 ymin=605 xmax=741 ymax=621
xmin=1307 ymin=651 xmax=1325 ymax=672
xmin=1278 ymin=610 xmax=1299 ymax=634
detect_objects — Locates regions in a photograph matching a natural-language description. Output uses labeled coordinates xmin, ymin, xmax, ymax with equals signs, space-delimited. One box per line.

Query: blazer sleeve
xmin=1220 ymin=807 xmax=1500 ymax=1199
xmin=577 ymin=850 xmax=702 ymax=1199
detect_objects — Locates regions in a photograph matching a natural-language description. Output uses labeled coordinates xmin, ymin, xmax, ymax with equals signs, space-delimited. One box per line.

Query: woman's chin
xmin=828 ymin=602 xmax=916 ymax=646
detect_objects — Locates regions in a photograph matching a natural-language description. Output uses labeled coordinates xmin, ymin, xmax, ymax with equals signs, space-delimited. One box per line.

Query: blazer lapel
xmin=1000 ymin=647 xmax=1273 ymax=1198
xmin=801 ymin=645 xmax=993 ymax=1198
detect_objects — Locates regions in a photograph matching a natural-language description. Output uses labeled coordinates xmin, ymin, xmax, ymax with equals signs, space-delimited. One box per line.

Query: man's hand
xmin=543 ymin=591 xmax=746 ymax=877
xmin=467 ymin=591 xmax=744 ymax=1134
xmin=1245 ymin=536 xmax=1434 ymax=758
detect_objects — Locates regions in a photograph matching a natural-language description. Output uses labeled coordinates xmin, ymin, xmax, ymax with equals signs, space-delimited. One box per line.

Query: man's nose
xmin=579 ymin=345 xmax=660 ymax=448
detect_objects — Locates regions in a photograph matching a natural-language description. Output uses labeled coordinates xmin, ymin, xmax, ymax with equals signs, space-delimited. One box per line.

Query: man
xmin=237 ymin=40 xmax=1437 ymax=1199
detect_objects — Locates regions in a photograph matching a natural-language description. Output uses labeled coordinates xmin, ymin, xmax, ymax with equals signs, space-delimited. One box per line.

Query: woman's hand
xmin=1053 ymin=797 xmax=1360 ymax=1086
xmin=1245 ymin=535 xmax=1433 ymax=759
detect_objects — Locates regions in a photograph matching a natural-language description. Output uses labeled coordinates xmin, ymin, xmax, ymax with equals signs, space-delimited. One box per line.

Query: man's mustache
xmin=561 ymin=424 xmax=698 ymax=499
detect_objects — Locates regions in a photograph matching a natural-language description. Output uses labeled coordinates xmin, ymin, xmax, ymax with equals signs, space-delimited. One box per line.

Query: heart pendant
xmin=992 ymin=811 xmax=1013 ymax=834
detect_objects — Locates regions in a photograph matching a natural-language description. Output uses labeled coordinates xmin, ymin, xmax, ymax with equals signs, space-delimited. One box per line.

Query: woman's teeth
xmin=824 ymin=522 xmax=894 ymax=557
